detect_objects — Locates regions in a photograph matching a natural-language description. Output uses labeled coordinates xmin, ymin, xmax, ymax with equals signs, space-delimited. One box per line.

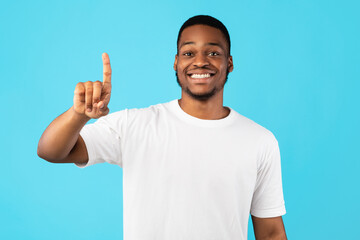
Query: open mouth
xmin=187 ymin=73 xmax=215 ymax=79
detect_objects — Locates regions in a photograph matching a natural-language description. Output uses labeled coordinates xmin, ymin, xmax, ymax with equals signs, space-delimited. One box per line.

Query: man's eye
xmin=209 ymin=52 xmax=220 ymax=56
xmin=183 ymin=52 xmax=192 ymax=56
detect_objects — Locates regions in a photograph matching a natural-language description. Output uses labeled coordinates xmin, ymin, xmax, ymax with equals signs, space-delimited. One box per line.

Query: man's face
xmin=174 ymin=24 xmax=233 ymax=101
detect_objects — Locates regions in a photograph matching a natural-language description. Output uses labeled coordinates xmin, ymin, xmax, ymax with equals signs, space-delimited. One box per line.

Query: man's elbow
xmin=37 ymin=143 xmax=65 ymax=163
xmin=37 ymin=148 xmax=57 ymax=163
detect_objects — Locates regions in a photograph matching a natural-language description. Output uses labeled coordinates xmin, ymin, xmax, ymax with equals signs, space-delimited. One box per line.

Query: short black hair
xmin=177 ymin=15 xmax=231 ymax=55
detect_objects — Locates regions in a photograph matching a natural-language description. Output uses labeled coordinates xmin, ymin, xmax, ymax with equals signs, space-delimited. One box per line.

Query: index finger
xmin=102 ymin=52 xmax=112 ymax=85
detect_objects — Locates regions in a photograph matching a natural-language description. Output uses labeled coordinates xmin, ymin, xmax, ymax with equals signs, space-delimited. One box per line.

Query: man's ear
xmin=174 ymin=54 xmax=178 ymax=71
xmin=228 ymin=55 xmax=234 ymax=73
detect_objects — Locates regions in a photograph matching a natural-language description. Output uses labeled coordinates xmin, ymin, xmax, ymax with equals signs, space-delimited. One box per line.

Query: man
xmin=38 ymin=15 xmax=287 ymax=240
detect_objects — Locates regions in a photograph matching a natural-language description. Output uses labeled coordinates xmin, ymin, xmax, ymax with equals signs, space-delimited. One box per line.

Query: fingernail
xmin=100 ymin=103 xmax=104 ymax=109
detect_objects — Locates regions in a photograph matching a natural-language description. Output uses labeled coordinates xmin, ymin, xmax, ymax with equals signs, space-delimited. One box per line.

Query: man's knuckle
xmin=85 ymin=86 xmax=93 ymax=92
xmin=84 ymin=81 xmax=91 ymax=87
xmin=74 ymin=83 xmax=84 ymax=91
xmin=75 ymin=90 xmax=85 ymax=95
xmin=74 ymin=86 xmax=84 ymax=92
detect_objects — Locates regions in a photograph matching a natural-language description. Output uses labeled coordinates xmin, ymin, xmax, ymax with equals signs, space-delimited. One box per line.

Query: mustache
xmin=187 ymin=66 xmax=215 ymax=71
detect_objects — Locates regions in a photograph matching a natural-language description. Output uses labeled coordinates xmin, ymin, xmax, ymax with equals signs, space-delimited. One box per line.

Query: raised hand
xmin=73 ymin=53 xmax=112 ymax=119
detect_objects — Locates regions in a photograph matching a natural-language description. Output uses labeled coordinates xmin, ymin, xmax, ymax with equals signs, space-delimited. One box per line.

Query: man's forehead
xmin=178 ymin=25 xmax=228 ymax=48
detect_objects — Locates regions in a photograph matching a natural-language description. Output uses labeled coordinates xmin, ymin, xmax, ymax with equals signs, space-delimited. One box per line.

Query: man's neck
xmin=178 ymin=92 xmax=230 ymax=120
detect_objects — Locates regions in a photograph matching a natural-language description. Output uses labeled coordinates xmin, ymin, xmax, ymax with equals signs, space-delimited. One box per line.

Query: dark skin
xmin=38 ymin=24 xmax=287 ymax=240
xmin=174 ymin=24 xmax=232 ymax=120
xmin=37 ymin=53 xmax=111 ymax=165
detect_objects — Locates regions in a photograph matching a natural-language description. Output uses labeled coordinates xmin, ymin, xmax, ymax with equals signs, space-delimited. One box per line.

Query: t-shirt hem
xmin=75 ymin=127 xmax=97 ymax=168
xmin=250 ymin=206 xmax=286 ymax=218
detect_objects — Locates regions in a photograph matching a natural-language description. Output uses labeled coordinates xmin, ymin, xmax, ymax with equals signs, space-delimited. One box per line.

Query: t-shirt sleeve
xmin=250 ymin=132 xmax=286 ymax=218
xmin=75 ymin=110 xmax=128 ymax=168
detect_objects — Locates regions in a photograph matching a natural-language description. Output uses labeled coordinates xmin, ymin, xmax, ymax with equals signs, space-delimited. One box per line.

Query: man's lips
xmin=187 ymin=69 xmax=216 ymax=75
xmin=187 ymin=71 xmax=215 ymax=78
xmin=186 ymin=72 xmax=215 ymax=83
xmin=190 ymin=73 xmax=211 ymax=78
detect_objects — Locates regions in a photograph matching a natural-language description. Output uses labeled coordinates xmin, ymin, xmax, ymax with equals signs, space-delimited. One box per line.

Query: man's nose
xmin=193 ymin=53 xmax=209 ymax=67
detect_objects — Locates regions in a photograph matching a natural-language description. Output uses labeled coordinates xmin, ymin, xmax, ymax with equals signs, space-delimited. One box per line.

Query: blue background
xmin=1 ymin=0 xmax=359 ymax=239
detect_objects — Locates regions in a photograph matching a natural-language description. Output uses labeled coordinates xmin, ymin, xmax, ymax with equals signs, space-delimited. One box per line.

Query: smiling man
xmin=38 ymin=15 xmax=287 ymax=240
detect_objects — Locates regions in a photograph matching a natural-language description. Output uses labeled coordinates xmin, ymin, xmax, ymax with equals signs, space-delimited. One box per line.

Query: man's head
xmin=174 ymin=15 xmax=233 ymax=101
xmin=177 ymin=15 xmax=231 ymax=56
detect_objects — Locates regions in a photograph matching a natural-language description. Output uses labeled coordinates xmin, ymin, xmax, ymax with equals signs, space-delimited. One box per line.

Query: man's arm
xmin=251 ymin=216 xmax=287 ymax=240
xmin=37 ymin=107 xmax=90 ymax=164
xmin=37 ymin=53 xmax=112 ymax=164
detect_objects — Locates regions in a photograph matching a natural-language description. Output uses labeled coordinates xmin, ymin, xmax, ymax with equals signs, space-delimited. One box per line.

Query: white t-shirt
xmin=77 ymin=99 xmax=286 ymax=240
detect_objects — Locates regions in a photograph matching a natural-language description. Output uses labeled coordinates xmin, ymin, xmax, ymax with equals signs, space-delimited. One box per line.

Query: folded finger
xmin=93 ymin=80 xmax=102 ymax=106
xmin=85 ymin=81 xmax=93 ymax=112
xmin=74 ymin=82 xmax=85 ymax=103
xmin=100 ymin=92 xmax=111 ymax=108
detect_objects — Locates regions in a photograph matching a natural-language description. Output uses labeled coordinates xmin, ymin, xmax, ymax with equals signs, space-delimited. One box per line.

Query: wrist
xmin=70 ymin=106 xmax=91 ymax=123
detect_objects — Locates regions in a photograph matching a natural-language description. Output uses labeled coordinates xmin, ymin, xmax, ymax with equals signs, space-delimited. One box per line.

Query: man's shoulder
xmin=230 ymin=109 xmax=277 ymax=143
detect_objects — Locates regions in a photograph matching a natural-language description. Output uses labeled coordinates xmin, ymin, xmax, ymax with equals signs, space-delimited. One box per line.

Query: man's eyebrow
xmin=179 ymin=41 xmax=226 ymax=50
xmin=179 ymin=41 xmax=195 ymax=48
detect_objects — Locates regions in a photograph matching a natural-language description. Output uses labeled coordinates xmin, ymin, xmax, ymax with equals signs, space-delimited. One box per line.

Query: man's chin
xmin=176 ymin=72 xmax=228 ymax=101
xmin=184 ymin=87 xmax=217 ymax=101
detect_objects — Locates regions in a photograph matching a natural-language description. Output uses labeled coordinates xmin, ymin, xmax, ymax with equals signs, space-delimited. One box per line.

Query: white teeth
xmin=191 ymin=73 xmax=211 ymax=79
